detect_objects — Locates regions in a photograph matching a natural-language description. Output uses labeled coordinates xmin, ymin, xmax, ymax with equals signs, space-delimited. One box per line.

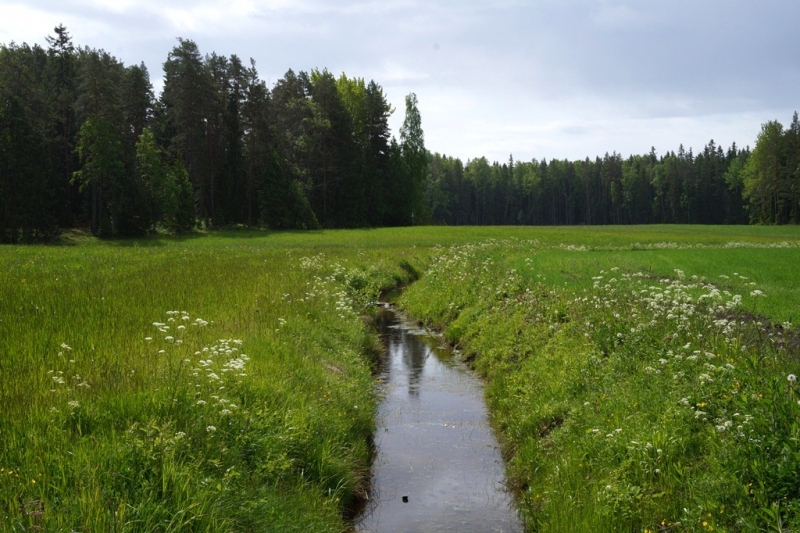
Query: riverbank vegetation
xmin=0 ymin=231 xmax=422 ymax=530
xmin=2 ymin=225 xmax=800 ymax=530
xmin=400 ymin=228 xmax=800 ymax=531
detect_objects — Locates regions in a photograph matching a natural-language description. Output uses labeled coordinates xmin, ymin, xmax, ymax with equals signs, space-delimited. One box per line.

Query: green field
xmin=2 ymin=225 xmax=800 ymax=531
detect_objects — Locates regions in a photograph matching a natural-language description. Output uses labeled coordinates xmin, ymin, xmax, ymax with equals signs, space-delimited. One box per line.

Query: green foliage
xmin=135 ymin=129 xmax=195 ymax=233
xmin=400 ymin=233 xmax=800 ymax=531
xmin=169 ymin=158 xmax=196 ymax=233
xmin=742 ymin=117 xmax=800 ymax=224
xmin=7 ymin=28 xmax=800 ymax=236
xmin=0 ymin=231 xmax=424 ymax=531
xmin=400 ymin=93 xmax=428 ymax=224
xmin=0 ymin=43 xmax=58 ymax=242
xmin=72 ymin=116 xmax=124 ymax=234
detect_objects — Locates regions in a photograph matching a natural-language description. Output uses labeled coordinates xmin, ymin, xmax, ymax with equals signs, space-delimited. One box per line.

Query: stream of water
xmin=355 ymin=307 xmax=522 ymax=533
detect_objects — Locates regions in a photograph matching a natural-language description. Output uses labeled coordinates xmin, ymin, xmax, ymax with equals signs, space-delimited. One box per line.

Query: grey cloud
xmin=2 ymin=0 xmax=797 ymax=161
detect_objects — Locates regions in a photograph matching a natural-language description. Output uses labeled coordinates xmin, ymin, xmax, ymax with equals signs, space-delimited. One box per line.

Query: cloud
xmin=2 ymin=0 xmax=798 ymax=162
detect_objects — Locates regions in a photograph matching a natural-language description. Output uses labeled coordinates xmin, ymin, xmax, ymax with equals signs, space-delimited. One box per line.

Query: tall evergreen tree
xmin=400 ymin=93 xmax=427 ymax=224
xmin=161 ymin=39 xmax=212 ymax=223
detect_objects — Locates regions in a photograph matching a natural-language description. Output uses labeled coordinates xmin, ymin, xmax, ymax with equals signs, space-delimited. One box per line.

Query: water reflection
xmin=356 ymin=308 xmax=521 ymax=533
xmin=403 ymin=330 xmax=427 ymax=395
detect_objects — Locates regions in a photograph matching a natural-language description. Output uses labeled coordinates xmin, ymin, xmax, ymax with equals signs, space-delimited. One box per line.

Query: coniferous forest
xmin=2 ymin=26 xmax=800 ymax=243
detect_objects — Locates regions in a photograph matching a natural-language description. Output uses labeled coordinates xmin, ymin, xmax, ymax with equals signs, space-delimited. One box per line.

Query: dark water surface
xmin=355 ymin=308 xmax=522 ymax=533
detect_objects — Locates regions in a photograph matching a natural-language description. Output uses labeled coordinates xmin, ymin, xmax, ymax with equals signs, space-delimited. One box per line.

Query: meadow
xmin=400 ymin=228 xmax=800 ymax=532
xmin=1 ymin=225 xmax=799 ymax=531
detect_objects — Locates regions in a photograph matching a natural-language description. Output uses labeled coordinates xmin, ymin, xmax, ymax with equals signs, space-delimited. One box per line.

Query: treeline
xmin=0 ymin=26 xmax=426 ymax=242
xmin=2 ymin=27 xmax=799 ymax=243
xmin=425 ymin=142 xmax=749 ymax=226
xmin=425 ymin=113 xmax=800 ymax=226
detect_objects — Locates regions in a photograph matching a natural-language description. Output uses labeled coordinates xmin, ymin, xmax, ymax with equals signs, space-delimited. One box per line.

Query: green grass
xmin=399 ymin=229 xmax=800 ymax=532
xmin=0 ymin=231 xmax=422 ymax=531
xmin=2 ymin=225 xmax=800 ymax=531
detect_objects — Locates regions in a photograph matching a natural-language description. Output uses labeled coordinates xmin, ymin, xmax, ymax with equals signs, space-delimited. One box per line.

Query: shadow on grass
xmin=48 ymin=226 xmax=327 ymax=248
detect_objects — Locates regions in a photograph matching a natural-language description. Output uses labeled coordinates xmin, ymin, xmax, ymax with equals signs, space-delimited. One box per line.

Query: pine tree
xmin=161 ymin=39 xmax=212 ymax=223
xmin=399 ymin=93 xmax=427 ymax=224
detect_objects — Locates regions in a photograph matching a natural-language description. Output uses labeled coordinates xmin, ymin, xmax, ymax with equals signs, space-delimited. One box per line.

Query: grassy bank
xmin=3 ymin=225 xmax=799 ymax=531
xmin=0 ymin=231 xmax=422 ymax=531
xmin=400 ymin=231 xmax=800 ymax=531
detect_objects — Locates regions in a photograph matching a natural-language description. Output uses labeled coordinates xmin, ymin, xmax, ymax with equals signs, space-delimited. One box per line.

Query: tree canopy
xmin=1 ymin=28 xmax=797 ymax=242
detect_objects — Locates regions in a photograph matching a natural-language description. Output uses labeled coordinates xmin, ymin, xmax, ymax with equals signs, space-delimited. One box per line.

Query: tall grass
xmin=400 ymin=236 xmax=800 ymax=531
xmin=2 ymin=225 xmax=799 ymax=530
xmin=0 ymin=234 xmax=419 ymax=531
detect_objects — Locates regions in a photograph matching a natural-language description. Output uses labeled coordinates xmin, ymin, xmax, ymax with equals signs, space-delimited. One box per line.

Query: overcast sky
xmin=2 ymin=1 xmax=798 ymax=162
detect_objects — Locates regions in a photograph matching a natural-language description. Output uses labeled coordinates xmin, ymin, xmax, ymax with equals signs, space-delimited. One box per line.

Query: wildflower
xmin=144 ymin=337 xmax=153 ymax=341
xmin=789 ymin=374 xmax=797 ymax=383
xmin=196 ymin=400 xmax=207 ymax=406
xmin=67 ymin=400 xmax=79 ymax=409
xmin=206 ymin=425 xmax=216 ymax=432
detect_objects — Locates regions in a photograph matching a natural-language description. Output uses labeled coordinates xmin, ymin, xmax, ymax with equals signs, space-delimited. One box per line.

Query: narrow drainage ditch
xmin=355 ymin=306 xmax=522 ymax=532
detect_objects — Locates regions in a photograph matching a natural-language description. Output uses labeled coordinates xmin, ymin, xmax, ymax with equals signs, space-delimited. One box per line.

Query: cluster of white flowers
xmin=190 ymin=338 xmax=247 ymax=421
xmin=298 ymin=253 xmax=326 ymax=270
xmin=593 ymin=240 xmax=800 ymax=251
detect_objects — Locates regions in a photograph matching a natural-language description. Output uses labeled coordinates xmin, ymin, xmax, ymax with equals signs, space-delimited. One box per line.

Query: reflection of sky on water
xmin=356 ymin=309 xmax=521 ymax=533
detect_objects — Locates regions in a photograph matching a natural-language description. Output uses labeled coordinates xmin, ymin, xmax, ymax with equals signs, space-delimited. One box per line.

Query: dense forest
xmin=1 ymin=27 xmax=799 ymax=243
xmin=425 ymin=116 xmax=799 ymax=226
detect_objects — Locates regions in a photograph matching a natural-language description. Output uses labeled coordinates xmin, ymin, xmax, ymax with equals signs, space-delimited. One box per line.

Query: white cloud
xmin=0 ymin=3 xmax=66 ymax=44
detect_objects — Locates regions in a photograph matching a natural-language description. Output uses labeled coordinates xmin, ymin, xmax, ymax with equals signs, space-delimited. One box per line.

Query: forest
xmin=1 ymin=26 xmax=799 ymax=243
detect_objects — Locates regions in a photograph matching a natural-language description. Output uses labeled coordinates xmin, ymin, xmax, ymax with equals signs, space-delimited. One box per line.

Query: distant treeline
xmin=426 ymin=117 xmax=800 ymax=226
xmin=1 ymin=27 xmax=798 ymax=242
